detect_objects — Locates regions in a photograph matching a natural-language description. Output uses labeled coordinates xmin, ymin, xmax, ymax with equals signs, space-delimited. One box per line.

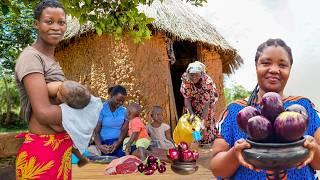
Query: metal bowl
xmin=87 ymin=155 xmax=118 ymax=164
xmin=242 ymin=137 xmax=309 ymax=170
xmin=171 ymin=161 xmax=198 ymax=175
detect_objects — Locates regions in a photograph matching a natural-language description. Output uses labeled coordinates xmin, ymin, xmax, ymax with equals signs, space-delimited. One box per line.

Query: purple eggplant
xmin=236 ymin=106 xmax=260 ymax=132
xmin=286 ymin=104 xmax=309 ymax=126
xmin=246 ymin=115 xmax=272 ymax=141
xmin=274 ymin=111 xmax=307 ymax=142
xmin=260 ymin=92 xmax=284 ymax=123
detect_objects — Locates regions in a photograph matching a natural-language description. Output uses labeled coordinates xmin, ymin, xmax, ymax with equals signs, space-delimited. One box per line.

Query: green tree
xmin=224 ymin=83 xmax=251 ymax=104
xmin=0 ymin=1 xmax=35 ymax=72
xmin=0 ymin=1 xmax=34 ymax=127
xmin=1 ymin=0 xmax=207 ymax=43
xmin=0 ymin=66 xmax=21 ymax=126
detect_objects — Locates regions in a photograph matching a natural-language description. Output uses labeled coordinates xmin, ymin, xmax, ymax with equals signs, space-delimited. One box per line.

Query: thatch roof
xmin=62 ymin=0 xmax=242 ymax=74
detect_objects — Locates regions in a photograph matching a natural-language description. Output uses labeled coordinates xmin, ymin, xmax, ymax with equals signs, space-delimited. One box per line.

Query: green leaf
xmin=1 ymin=5 xmax=10 ymax=15
xmin=144 ymin=29 xmax=152 ymax=38
xmin=96 ymin=26 xmax=103 ymax=36
xmin=136 ymin=29 xmax=143 ymax=37
xmin=115 ymin=27 xmax=123 ymax=34
xmin=11 ymin=6 xmax=21 ymax=15
xmin=146 ymin=18 xmax=155 ymax=24
xmin=85 ymin=0 xmax=92 ymax=5
xmin=119 ymin=16 xmax=127 ymax=24
xmin=99 ymin=20 xmax=106 ymax=31
xmin=79 ymin=14 xmax=86 ymax=25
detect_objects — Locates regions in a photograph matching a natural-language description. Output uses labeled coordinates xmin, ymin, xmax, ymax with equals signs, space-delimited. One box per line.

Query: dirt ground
xmin=0 ymin=157 xmax=15 ymax=180
xmin=0 ymin=132 xmax=21 ymax=180
xmin=0 ymin=132 xmax=24 ymax=158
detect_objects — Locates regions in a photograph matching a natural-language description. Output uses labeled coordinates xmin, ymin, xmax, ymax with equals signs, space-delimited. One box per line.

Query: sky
xmin=190 ymin=0 xmax=320 ymax=106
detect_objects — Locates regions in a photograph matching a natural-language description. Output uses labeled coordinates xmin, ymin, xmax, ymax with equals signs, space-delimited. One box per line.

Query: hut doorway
xmin=170 ymin=41 xmax=197 ymax=118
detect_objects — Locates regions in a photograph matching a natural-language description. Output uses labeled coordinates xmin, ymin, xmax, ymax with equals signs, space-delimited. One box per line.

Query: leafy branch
xmin=1 ymin=0 xmax=206 ymax=43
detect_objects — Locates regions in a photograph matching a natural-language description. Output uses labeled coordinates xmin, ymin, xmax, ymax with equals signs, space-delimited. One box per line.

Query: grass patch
xmin=0 ymin=127 xmax=27 ymax=133
xmin=0 ymin=113 xmax=27 ymax=133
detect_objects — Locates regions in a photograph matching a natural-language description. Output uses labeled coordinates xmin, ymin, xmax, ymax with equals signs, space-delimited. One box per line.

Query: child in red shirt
xmin=123 ymin=102 xmax=150 ymax=160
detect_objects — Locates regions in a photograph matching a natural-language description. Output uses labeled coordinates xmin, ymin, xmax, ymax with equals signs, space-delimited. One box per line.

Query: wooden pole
xmin=167 ymin=63 xmax=178 ymax=134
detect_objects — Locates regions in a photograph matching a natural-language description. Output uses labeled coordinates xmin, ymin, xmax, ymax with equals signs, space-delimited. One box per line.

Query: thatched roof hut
xmin=56 ymin=0 xmax=242 ymax=128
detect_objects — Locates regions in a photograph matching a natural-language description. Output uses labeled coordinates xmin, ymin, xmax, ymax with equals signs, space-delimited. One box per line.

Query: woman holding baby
xmin=14 ymin=0 xmax=73 ymax=179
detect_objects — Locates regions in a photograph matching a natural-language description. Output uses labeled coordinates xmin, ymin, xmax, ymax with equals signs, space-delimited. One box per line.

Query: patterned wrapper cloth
xmin=16 ymin=132 xmax=73 ymax=180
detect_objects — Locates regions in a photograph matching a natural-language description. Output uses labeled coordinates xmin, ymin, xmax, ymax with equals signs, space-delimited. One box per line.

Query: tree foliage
xmin=0 ymin=1 xmax=35 ymax=127
xmin=0 ymin=1 xmax=35 ymax=72
xmin=224 ymin=83 xmax=251 ymax=104
xmin=0 ymin=66 xmax=21 ymax=126
xmin=1 ymin=0 xmax=207 ymax=43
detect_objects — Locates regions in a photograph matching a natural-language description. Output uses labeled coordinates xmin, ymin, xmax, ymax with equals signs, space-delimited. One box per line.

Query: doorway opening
xmin=170 ymin=41 xmax=197 ymax=118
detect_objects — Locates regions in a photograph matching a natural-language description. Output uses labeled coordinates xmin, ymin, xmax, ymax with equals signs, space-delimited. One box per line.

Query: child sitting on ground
xmin=123 ymin=102 xmax=150 ymax=160
xmin=47 ymin=80 xmax=95 ymax=167
xmin=147 ymin=106 xmax=175 ymax=150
